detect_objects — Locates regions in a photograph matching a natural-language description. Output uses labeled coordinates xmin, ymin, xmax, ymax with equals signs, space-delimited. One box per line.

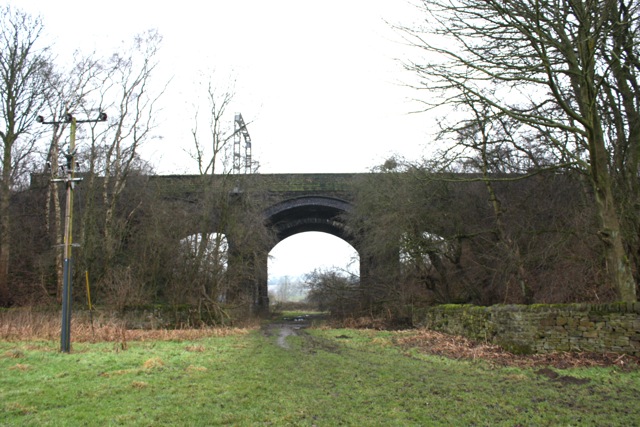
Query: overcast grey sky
xmin=16 ymin=0 xmax=435 ymax=281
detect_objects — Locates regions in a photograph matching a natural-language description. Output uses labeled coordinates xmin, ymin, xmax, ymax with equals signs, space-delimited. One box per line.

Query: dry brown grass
xmin=8 ymin=363 xmax=30 ymax=371
xmin=131 ymin=381 xmax=149 ymax=389
xmin=142 ymin=357 xmax=165 ymax=370
xmin=4 ymin=349 xmax=24 ymax=358
xmin=5 ymin=402 xmax=36 ymax=415
xmin=319 ymin=316 xmax=392 ymax=330
xmin=394 ymin=328 xmax=640 ymax=370
xmin=0 ymin=307 xmax=257 ymax=343
xmin=185 ymin=364 xmax=208 ymax=372
xmin=100 ymin=369 xmax=135 ymax=377
xmin=319 ymin=315 xmax=640 ymax=370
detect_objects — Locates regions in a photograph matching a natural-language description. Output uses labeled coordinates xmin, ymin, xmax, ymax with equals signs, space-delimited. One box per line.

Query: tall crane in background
xmin=233 ymin=113 xmax=253 ymax=174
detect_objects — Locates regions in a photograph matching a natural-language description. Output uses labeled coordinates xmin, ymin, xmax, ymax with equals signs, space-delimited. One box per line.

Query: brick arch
xmin=264 ymin=196 xmax=354 ymax=247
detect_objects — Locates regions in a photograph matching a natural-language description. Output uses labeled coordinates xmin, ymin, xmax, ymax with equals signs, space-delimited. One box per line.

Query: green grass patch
xmin=1 ymin=327 xmax=639 ymax=426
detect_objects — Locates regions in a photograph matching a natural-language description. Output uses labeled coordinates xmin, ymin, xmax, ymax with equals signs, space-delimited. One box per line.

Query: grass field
xmin=1 ymin=313 xmax=639 ymax=426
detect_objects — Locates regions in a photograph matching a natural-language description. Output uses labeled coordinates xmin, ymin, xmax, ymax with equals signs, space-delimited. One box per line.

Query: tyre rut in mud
xmin=262 ymin=314 xmax=340 ymax=353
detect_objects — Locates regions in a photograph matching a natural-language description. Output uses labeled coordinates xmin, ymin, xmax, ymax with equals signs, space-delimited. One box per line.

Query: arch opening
xmin=180 ymin=233 xmax=229 ymax=270
xmin=268 ymin=231 xmax=360 ymax=304
xmin=250 ymin=195 xmax=360 ymax=312
xmin=174 ymin=232 xmax=231 ymax=302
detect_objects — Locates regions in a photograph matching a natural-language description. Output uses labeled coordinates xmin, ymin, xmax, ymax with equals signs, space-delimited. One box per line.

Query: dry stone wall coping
xmin=413 ymin=303 xmax=640 ymax=356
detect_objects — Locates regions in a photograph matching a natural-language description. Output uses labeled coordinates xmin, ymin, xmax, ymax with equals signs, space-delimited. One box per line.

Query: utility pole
xmin=37 ymin=112 xmax=107 ymax=353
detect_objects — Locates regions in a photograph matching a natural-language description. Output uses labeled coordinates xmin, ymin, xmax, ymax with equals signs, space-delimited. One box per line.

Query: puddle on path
xmin=276 ymin=325 xmax=302 ymax=349
xmin=263 ymin=315 xmax=321 ymax=349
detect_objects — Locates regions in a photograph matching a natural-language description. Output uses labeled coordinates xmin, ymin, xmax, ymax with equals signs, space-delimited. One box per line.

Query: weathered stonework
xmin=413 ymin=303 xmax=640 ymax=355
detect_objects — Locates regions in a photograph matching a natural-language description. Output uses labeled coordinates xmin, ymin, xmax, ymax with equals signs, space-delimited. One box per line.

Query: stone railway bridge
xmin=32 ymin=171 xmax=573 ymax=312
xmin=148 ymin=173 xmax=375 ymax=312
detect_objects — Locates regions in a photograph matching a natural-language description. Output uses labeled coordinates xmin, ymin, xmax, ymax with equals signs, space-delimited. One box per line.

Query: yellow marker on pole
xmin=85 ymin=270 xmax=95 ymax=337
xmin=85 ymin=270 xmax=92 ymax=311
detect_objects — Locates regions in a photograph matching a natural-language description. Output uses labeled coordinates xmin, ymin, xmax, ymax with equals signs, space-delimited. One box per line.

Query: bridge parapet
xmin=256 ymin=173 xmax=358 ymax=195
xmin=147 ymin=173 xmax=363 ymax=202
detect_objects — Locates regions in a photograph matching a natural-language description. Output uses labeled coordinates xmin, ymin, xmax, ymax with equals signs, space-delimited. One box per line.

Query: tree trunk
xmin=46 ymin=136 xmax=63 ymax=301
xmin=485 ymin=178 xmax=532 ymax=303
xmin=590 ymin=114 xmax=637 ymax=301
xmin=50 ymin=181 xmax=63 ymax=301
xmin=573 ymin=17 xmax=637 ymax=302
xmin=0 ymin=140 xmax=12 ymax=306
xmin=593 ymin=169 xmax=637 ymax=302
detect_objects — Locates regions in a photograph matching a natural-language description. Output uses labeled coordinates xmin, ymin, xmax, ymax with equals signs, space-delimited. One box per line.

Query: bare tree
xmin=304 ymin=268 xmax=359 ymax=317
xmin=446 ymin=100 xmax=534 ymax=302
xmin=348 ymin=155 xmax=605 ymax=306
xmin=172 ymin=71 xmax=238 ymax=320
xmin=79 ymin=30 xmax=166 ymax=276
xmin=350 ymin=163 xmax=472 ymax=306
xmin=0 ymin=6 xmax=50 ymax=305
xmin=41 ymin=53 xmax=101 ymax=300
xmin=402 ymin=0 xmax=640 ymax=301
xmin=274 ymin=276 xmax=306 ymax=303
xmin=189 ymin=73 xmax=236 ymax=175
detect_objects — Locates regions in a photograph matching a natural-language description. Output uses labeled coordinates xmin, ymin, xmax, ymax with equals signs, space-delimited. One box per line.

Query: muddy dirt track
xmin=262 ymin=314 xmax=315 ymax=349
xmin=261 ymin=314 xmax=342 ymax=353
xmin=262 ymin=315 xmax=640 ymax=371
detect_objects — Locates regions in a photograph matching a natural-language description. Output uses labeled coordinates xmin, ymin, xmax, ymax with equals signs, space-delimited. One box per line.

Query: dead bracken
xmin=393 ymin=329 xmax=640 ymax=370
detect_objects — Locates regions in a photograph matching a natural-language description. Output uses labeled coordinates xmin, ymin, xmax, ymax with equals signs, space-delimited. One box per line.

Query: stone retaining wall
xmin=412 ymin=303 xmax=640 ymax=355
